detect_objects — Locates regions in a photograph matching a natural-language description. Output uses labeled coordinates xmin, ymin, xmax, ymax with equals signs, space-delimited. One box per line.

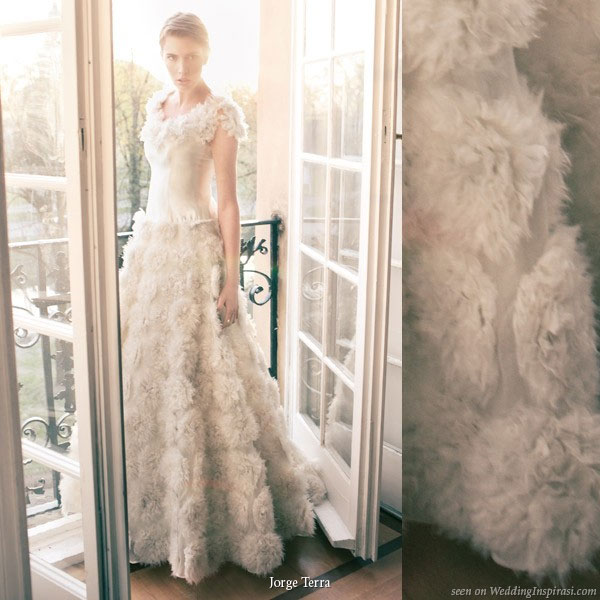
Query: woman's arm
xmin=211 ymin=110 xmax=241 ymax=327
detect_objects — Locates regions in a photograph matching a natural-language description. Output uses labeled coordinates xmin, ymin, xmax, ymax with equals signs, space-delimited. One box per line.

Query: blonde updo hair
xmin=159 ymin=12 xmax=210 ymax=65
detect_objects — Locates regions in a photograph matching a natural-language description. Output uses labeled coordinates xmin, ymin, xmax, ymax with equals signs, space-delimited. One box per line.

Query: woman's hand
xmin=217 ymin=279 xmax=239 ymax=328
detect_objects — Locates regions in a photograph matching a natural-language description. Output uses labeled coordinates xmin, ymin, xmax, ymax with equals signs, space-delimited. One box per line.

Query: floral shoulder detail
xmin=138 ymin=87 xmax=249 ymax=149
xmin=145 ymin=87 xmax=171 ymax=117
xmin=138 ymin=87 xmax=170 ymax=142
xmin=211 ymin=96 xmax=249 ymax=143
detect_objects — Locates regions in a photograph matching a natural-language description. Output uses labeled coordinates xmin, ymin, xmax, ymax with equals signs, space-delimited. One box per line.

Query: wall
xmin=256 ymin=0 xmax=293 ymax=403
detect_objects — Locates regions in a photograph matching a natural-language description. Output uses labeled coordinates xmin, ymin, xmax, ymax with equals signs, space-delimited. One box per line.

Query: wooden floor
xmin=129 ymin=510 xmax=402 ymax=599
xmin=403 ymin=520 xmax=600 ymax=600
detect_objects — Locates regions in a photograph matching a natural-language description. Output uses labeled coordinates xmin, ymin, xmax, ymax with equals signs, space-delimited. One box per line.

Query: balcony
xmin=8 ymin=215 xmax=281 ymax=574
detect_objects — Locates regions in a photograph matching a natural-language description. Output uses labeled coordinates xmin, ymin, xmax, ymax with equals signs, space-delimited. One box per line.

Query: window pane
xmin=299 ymin=341 xmax=322 ymax=432
xmin=16 ymin=335 xmax=76 ymax=453
xmin=9 ymin=212 xmax=71 ymax=321
xmin=0 ymin=2 xmax=61 ymax=22
xmin=303 ymin=60 xmax=329 ymax=156
xmin=302 ymin=161 xmax=326 ymax=252
xmin=7 ymin=187 xmax=68 ymax=242
xmin=334 ymin=0 xmax=368 ymax=53
xmin=26 ymin=459 xmax=86 ymax=584
xmin=324 ymin=364 xmax=353 ymax=472
xmin=15 ymin=332 xmax=85 ymax=584
xmin=0 ymin=31 xmax=65 ymax=177
xmin=304 ymin=0 xmax=331 ymax=57
xmin=329 ymin=167 xmax=361 ymax=272
xmin=299 ymin=252 xmax=324 ymax=346
xmin=326 ymin=270 xmax=357 ymax=375
xmin=332 ymin=53 xmax=364 ymax=160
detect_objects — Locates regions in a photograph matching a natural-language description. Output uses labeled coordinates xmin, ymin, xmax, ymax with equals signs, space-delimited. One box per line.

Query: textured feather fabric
xmin=119 ymin=209 xmax=326 ymax=583
xmin=404 ymin=0 xmax=600 ymax=583
xmin=139 ymin=88 xmax=249 ymax=150
xmin=403 ymin=0 xmax=545 ymax=82
xmin=514 ymin=0 xmax=600 ymax=334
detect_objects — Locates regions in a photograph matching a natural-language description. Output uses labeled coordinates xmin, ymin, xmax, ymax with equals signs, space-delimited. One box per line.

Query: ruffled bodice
xmin=138 ymin=86 xmax=248 ymax=224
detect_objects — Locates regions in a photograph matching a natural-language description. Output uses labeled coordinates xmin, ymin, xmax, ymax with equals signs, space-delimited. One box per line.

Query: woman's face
xmin=161 ymin=35 xmax=205 ymax=90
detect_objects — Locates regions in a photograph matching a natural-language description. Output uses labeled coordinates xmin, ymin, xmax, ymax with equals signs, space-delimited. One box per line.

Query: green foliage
xmin=224 ymin=83 xmax=258 ymax=219
xmin=113 ymin=60 xmax=162 ymax=231
xmin=1 ymin=31 xmax=67 ymax=241
xmin=1 ymin=32 xmax=63 ymax=177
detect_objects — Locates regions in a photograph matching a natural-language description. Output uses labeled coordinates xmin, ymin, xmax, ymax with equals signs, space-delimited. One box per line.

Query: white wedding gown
xmin=68 ymin=87 xmax=327 ymax=585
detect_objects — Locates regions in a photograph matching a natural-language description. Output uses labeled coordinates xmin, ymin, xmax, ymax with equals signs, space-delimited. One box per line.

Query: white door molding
xmin=71 ymin=0 xmax=130 ymax=596
xmin=356 ymin=0 xmax=400 ymax=560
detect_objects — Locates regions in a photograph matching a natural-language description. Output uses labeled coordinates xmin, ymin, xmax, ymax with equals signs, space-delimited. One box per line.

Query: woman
xmin=118 ymin=12 xmax=326 ymax=585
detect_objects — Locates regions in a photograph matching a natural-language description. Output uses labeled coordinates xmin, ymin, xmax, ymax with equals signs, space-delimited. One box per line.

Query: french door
xmin=382 ymin=86 xmax=402 ymax=516
xmin=287 ymin=0 xmax=399 ymax=560
xmin=0 ymin=1 xmax=128 ymax=598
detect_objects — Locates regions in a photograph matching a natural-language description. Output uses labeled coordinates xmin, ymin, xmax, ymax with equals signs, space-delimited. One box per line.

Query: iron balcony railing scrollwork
xmin=10 ymin=214 xmax=282 ymax=514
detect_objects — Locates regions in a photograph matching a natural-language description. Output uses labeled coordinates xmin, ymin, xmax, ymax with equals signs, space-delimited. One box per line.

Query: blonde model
xmin=117 ymin=12 xmax=326 ymax=585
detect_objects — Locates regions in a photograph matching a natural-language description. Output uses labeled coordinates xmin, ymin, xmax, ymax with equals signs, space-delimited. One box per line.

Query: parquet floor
xmin=129 ymin=509 xmax=402 ymax=599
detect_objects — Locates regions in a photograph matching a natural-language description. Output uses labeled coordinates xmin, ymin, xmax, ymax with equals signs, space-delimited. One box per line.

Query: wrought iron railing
xmin=10 ymin=215 xmax=282 ymax=514
xmin=115 ymin=216 xmax=282 ymax=377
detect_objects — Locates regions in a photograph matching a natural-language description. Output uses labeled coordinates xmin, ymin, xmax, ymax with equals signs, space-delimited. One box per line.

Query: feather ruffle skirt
xmin=118 ymin=209 xmax=327 ymax=584
xmin=403 ymin=0 xmax=600 ymax=583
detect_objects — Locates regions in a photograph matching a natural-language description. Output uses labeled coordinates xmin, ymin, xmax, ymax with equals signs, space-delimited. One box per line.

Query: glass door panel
xmin=301 ymin=161 xmax=327 ymax=251
xmin=299 ymin=252 xmax=324 ymax=346
xmin=299 ymin=340 xmax=322 ymax=433
xmin=332 ymin=53 xmax=364 ymax=160
xmin=303 ymin=61 xmax=329 ymax=156
xmin=304 ymin=0 xmax=331 ymax=58
xmin=0 ymin=32 xmax=65 ymax=176
xmin=290 ymin=0 xmax=377 ymax=550
xmin=333 ymin=0 xmax=369 ymax=52
xmin=329 ymin=167 xmax=361 ymax=272
xmin=324 ymin=363 xmax=353 ymax=473
xmin=0 ymin=1 xmax=114 ymax=597
xmin=325 ymin=269 xmax=357 ymax=375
